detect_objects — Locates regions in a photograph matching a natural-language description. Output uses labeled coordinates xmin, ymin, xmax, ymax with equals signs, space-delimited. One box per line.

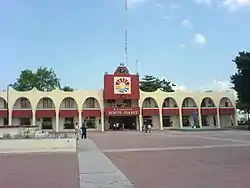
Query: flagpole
xmin=124 ymin=0 xmax=128 ymax=67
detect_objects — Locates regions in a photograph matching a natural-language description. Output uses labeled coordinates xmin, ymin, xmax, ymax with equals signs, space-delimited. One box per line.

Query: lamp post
xmin=6 ymin=84 xmax=12 ymax=125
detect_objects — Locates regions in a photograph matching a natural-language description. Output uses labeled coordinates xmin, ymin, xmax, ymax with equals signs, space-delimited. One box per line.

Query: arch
xmin=162 ymin=97 xmax=178 ymax=108
xmin=181 ymin=97 xmax=197 ymax=108
xmin=12 ymin=97 xmax=32 ymax=109
xmin=0 ymin=97 xmax=7 ymax=109
xmin=36 ymin=97 xmax=56 ymax=109
xmin=142 ymin=97 xmax=159 ymax=108
xmin=219 ymin=97 xmax=234 ymax=107
xmin=59 ymin=97 xmax=78 ymax=109
xmin=200 ymin=97 xmax=216 ymax=107
xmin=83 ymin=97 xmax=100 ymax=108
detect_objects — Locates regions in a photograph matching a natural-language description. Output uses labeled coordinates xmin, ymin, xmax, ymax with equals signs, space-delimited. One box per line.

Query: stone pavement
xmin=90 ymin=130 xmax=250 ymax=188
xmin=77 ymin=139 xmax=135 ymax=188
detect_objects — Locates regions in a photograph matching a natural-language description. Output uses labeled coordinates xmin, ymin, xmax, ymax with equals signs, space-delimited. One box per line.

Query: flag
xmin=125 ymin=0 xmax=127 ymax=10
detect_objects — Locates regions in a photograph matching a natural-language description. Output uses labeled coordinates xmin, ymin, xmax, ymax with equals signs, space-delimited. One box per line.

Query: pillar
xmin=55 ymin=110 xmax=59 ymax=132
xmin=32 ymin=111 xmax=36 ymax=126
xmin=8 ymin=110 xmax=12 ymax=125
xmin=179 ymin=108 xmax=183 ymax=128
xmin=139 ymin=114 xmax=143 ymax=131
xmin=198 ymin=108 xmax=202 ymax=128
xmin=78 ymin=111 xmax=82 ymax=129
xmin=159 ymin=108 xmax=163 ymax=130
xmin=101 ymin=109 xmax=104 ymax=131
xmin=216 ymin=108 xmax=221 ymax=128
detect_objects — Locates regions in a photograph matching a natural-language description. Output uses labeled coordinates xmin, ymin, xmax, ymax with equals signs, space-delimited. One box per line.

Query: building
xmin=0 ymin=65 xmax=236 ymax=132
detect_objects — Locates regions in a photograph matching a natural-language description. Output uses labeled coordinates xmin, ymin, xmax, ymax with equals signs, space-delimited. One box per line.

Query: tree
xmin=230 ymin=51 xmax=250 ymax=117
xmin=61 ymin=86 xmax=74 ymax=92
xmin=140 ymin=75 xmax=175 ymax=92
xmin=12 ymin=67 xmax=74 ymax=92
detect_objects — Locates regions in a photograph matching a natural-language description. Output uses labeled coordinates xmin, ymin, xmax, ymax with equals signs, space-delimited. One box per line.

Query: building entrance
xmin=108 ymin=116 xmax=137 ymax=130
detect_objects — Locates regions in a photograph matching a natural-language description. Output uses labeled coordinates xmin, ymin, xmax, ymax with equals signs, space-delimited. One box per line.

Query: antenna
xmin=136 ymin=59 xmax=138 ymax=74
xmin=124 ymin=0 xmax=128 ymax=67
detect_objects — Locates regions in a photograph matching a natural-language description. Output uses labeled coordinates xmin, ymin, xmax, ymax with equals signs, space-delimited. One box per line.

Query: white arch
xmin=181 ymin=97 xmax=198 ymax=107
xmin=82 ymin=97 xmax=101 ymax=108
xmin=12 ymin=97 xmax=32 ymax=110
xmin=200 ymin=97 xmax=216 ymax=107
xmin=162 ymin=97 xmax=178 ymax=108
xmin=142 ymin=97 xmax=159 ymax=108
xmin=59 ymin=97 xmax=78 ymax=109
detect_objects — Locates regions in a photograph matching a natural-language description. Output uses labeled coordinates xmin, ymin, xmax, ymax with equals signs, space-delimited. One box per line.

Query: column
xmin=32 ymin=111 xmax=36 ymax=126
xmin=159 ymin=108 xmax=163 ymax=130
xmin=78 ymin=111 xmax=82 ymax=128
xmin=198 ymin=108 xmax=202 ymax=128
xmin=179 ymin=108 xmax=183 ymax=128
xmin=139 ymin=114 xmax=143 ymax=131
xmin=8 ymin=110 xmax=12 ymax=125
xmin=101 ymin=110 xmax=104 ymax=131
xmin=55 ymin=110 xmax=59 ymax=132
xmin=216 ymin=108 xmax=221 ymax=128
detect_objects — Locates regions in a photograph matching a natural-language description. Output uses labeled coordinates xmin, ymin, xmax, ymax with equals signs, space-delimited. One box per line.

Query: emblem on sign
xmin=114 ymin=77 xmax=131 ymax=94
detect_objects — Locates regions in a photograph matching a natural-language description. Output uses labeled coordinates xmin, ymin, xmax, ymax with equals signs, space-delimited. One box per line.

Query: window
xmin=86 ymin=98 xmax=96 ymax=108
xmin=64 ymin=117 xmax=74 ymax=129
xmin=124 ymin=100 xmax=131 ymax=107
xmin=3 ymin=101 xmax=7 ymax=109
xmin=64 ymin=98 xmax=75 ymax=108
xmin=107 ymin=100 xmax=115 ymax=107
xmin=4 ymin=118 xmax=8 ymax=125
xmin=20 ymin=118 xmax=31 ymax=125
xmin=163 ymin=99 xmax=170 ymax=107
xmin=144 ymin=99 xmax=151 ymax=108
xmin=42 ymin=117 xmax=53 ymax=129
xmin=20 ymin=98 xmax=30 ymax=108
xmin=163 ymin=116 xmax=172 ymax=127
xmin=43 ymin=98 xmax=53 ymax=108
xmin=183 ymin=99 xmax=189 ymax=107
xmin=225 ymin=101 xmax=229 ymax=107
xmin=86 ymin=117 xmax=96 ymax=128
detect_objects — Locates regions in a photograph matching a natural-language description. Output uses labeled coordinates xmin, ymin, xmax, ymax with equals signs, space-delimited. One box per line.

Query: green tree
xmin=12 ymin=67 xmax=74 ymax=92
xmin=140 ymin=75 xmax=175 ymax=92
xmin=230 ymin=51 xmax=250 ymax=117
xmin=61 ymin=86 xmax=74 ymax=92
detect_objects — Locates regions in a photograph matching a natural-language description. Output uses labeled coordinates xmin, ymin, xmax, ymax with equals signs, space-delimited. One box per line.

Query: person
xmin=147 ymin=123 xmax=152 ymax=133
xmin=75 ymin=122 xmax=79 ymax=140
xmin=81 ymin=119 xmax=87 ymax=139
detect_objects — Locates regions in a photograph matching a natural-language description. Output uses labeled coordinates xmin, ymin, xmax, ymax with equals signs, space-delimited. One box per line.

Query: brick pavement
xmin=0 ymin=152 xmax=79 ymax=188
xmin=90 ymin=130 xmax=250 ymax=188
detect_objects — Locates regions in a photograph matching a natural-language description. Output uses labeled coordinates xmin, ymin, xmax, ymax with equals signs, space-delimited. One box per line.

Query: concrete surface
xmin=90 ymin=130 xmax=250 ymax=188
xmin=78 ymin=139 xmax=135 ymax=188
xmin=0 ymin=138 xmax=76 ymax=153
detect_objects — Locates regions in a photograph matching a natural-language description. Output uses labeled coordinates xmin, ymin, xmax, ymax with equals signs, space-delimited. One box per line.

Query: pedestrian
xmin=75 ymin=122 xmax=79 ymax=140
xmin=81 ymin=119 xmax=87 ymax=139
xmin=147 ymin=123 xmax=152 ymax=133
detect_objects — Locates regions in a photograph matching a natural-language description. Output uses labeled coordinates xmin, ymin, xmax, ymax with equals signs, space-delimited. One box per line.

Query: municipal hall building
xmin=0 ymin=65 xmax=237 ymax=132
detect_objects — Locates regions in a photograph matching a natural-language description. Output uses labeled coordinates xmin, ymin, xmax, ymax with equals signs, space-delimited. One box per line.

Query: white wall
xmin=171 ymin=116 xmax=180 ymax=128
xmin=220 ymin=115 xmax=233 ymax=128
xmin=151 ymin=116 xmax=160 ymax=129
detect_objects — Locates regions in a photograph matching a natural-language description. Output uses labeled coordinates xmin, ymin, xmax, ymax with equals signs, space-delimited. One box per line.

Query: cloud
xmin=194 ymin=0 xmax=212 ymax=6
xmin=181 ymin=19 xmax=193 ymax=28
xmin=127 ymin=0 xmax=147 ymax=8
xmin=173 ymin=84 xmax=186 ymax=91
xmin=177 ymin=43 xmax=186 ymax=48
xmin=193 ymin=33 xmax=206 ymax=44
xmin=169 ymin=3 xmax=180 ymax=9
xmin=221 ymin=0 xmax=250 ymax=11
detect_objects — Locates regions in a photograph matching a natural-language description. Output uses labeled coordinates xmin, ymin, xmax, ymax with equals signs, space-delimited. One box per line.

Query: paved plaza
xmin=1 ymin=130 xmax=250 ymax=188
xmin=90 ymin=130 xmax=250 ymax=188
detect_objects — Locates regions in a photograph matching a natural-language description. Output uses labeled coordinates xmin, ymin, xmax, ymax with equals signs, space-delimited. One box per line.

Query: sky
xmin=0 ymin=0 xmax=250 ymax=91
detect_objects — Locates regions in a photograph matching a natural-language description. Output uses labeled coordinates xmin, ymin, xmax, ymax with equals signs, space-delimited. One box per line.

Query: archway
xmin=59 ymin=97 xmax=78 ymax=130
xmin=142 ymin=97 xmax=160 ymax=129
xmin=82 ymin=97 xmax=101 ymax=129
xmin=200 ymin=97 xmax=217 ymax=127
xmin=36 ymin=97 xmax=56 ymax=130
xmin=162 ymin=97 xmax=179 ymax=128
xmin=219 ymin=97 xmax=235 ymax=128
xmin=181 ymin=97 xmax=198 ymax=127
xmin=0 ymin=97 xmax=7 ymax=125
xmin=12 ymin=97 xmax=32 ymax=125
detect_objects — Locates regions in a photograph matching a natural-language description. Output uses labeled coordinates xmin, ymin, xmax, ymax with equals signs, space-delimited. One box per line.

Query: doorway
xmin=108 ymin=116 xmax=137 ymax=130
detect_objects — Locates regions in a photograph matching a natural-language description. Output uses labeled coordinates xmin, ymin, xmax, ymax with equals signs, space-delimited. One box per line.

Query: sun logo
xmin=115 ymin=77 xmax=130 ymax=93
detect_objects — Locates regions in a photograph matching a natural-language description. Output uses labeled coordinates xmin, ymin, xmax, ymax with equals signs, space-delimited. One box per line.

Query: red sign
xmin=105 ymin=107 xmax=140 ymax=116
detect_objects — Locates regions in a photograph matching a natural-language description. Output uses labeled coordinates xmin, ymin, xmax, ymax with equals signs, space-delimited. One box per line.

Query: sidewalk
xmin=78 ymin=139 xmax=135 ymax=188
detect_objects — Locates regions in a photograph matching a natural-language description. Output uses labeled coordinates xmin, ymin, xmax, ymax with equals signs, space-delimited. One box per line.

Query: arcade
xmin=0 ymin=64 xmax=237 ymax=132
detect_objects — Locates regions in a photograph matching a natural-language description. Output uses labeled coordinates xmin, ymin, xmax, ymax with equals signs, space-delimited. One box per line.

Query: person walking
xmin=81 ymin=119 xmax=87 ymax=139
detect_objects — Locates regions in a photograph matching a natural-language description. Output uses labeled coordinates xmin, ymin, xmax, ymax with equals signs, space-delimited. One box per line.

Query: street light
xmin=7 ymin=84 xmax=13 ymax=125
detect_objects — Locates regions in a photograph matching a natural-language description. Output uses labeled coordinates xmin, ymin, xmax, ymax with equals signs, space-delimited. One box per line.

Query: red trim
xmin=0 ymin=109 xmax=7 ymax=117
xmin=0 ymin=125 xmax=39 ymax=129
xmin=182 ymin=108 xmax=198 ymax=115
xmin=82 ymin=109 xmax=101 ymax=117
xmin=219 ymin=108 xmax=235 ymax=115
xmin=162 ymin=108 xmax=179 ymax=116
xmin=59 ymin=110 xmax=78 ymax=117
xmin=142 ymin=108 xmax=159 ymax=116
xmin=12 ymin=110 xmax=32 ymax=117
xmin=36 ymin=110 xmax=56 ymax=118
xmin=105 ymin=107 xmax=140 ymax=116
xmin=201 ymin=108 xmax=217 ymax=115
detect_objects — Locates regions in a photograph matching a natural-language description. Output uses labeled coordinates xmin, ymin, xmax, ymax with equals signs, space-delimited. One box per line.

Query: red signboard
xmin=105 ymin=107 xmax=140 ymax=116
